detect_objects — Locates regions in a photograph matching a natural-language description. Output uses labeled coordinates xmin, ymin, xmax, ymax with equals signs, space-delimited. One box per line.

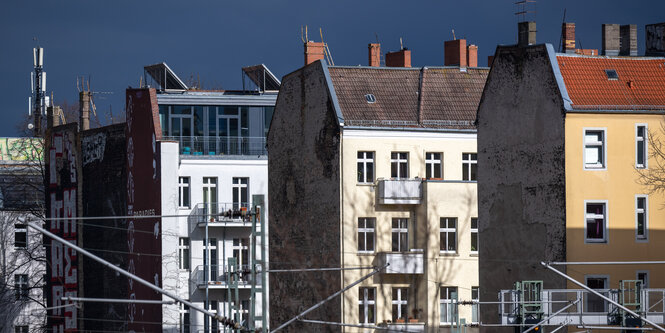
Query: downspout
xmin=339 ymin=126 xmax=345 ymax=330
xmin=417 ymin=67 xmax=427 ymax=126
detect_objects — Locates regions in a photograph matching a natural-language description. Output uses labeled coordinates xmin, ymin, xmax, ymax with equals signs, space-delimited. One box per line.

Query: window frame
xmin=637 ymin=271 xmax=649 ymax=288
xmin=390 ymin=152 xmax=409 ymax=179
xmin=470 ymin=218 xmax=478 ymax=255
xmin=471 ymin=286 xmax=479 ymax=324
xmin=583 ymin=128 xmax=607 ymax=170
xmin=440 ymin=286 xmax=458 ymax=325
xmin=357 ymin=151 xmax=375 ymax=184
xmin=14 ymin=326 xmax=28 ymax=333
xmin=392 ymin=287 xmax=409 ymax=322
xmin=585 ymin=275 xmax=609 ymax=313
xmin=462 ymin=153 xmax=477 ymax=181
xmin=180 ymin=302 xmax=190 ymax=333
xmin=232 ymin=177 xmax=249 ymax=210
xmin=14 ymin=223 xmax=27 ymax=249
xmin=178 ymin=237 xmax=190 ymax=270
xmin=636 ymin=124 xmax=648 ymax=169
xmin=584 ymin=200 xmax=608 ymax=244
xmin=14 ymin=274 xmax=28 ymax=300
xmin=357 ymin=218 xmax=375 ymax=254
xmin=636 ymin=195 xmax=648 ymax=242
xmin=391 ymin=218 xmax=409 ymax=252
xmin=439 ymin=217 xmax=457 ymax=254
xmin=426 ymin=152 xmax=443 ymax=179
xmin=359 ymin=287 xmax=376 ymax=325
xmin=178 ymin=177 xmax=190 ymax=209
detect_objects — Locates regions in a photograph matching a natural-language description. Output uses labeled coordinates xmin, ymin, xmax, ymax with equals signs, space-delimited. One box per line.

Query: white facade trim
xmin=343 ymin=129 xmax=477 ymax=140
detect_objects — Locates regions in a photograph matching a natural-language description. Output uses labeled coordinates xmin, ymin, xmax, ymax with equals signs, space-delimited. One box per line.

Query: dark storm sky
xmin=1 ymin=0 xmax=663 ymax=136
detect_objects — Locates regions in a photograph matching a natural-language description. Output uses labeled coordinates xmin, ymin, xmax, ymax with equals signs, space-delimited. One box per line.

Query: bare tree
xmin=637 ymin=123 xmax=665 ymax=194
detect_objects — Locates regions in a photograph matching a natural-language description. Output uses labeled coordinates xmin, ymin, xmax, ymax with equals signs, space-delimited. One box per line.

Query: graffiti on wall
xmin=46 ymin=126 xmax=78 ymax=332
xmin=0 ymin=137 xmax=43 ymax=161
xmin=81 ymin=132 xmax=106 ymax=166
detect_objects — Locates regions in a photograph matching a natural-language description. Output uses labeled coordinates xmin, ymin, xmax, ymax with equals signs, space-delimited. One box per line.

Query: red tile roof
xmin=327 ymin=66 xmax=488 ymax=129
xmin=556 ymin=55 xmax=665 ymax=110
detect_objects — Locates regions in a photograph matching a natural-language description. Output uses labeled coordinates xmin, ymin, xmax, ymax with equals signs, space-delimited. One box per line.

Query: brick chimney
xmin=467 ymin=44 xmax=478 ymax=67
xmin=602 ymin=24 xmax=620 ymax=56
xmin=385 ymin=49 xmax=411 ymax=67
xmin=562 ymin=23 xmax=576 ymax=53
xmin=368 ymin=43 xmax=381 ymax=67
xmin=620 ymin=24 xmax=637 ymax=56
xmin=444 ymin=39 xmax=467 ymax=67
xmin=518 ymin=21 xmax=537 ymax=47
xmin=79 ymin=91 xmax=91 ymax=131
xmin=304 ymin=41 xmax=325 ymax=65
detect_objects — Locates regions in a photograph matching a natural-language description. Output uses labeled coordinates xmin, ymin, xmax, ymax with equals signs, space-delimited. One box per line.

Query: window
xmin=178 ymin=177 xmax=190 ymax=208
xmin=203 ymin=177 xmax=218 ymax=216
xmin=357 ymin=152 xmax=375 ymax=183
xmin=605 ymin=69 xmax=619 ymax=80
xmin=392 ymin=218 xmax=409 ymax=252
xmin=440 ymin=286 xmax=458 ymax=324
xmin=392 ymin=287 xmax=408 ymax=322
xmin=586 ymin=202 xmax=607 ymax=243
xmin=426 ymin=152 xmax=442 ymax=179
xmin=14 ymin=327 xmax=28 ymax=333
xmin=636 ymin=125 xmax=647 ymax=168
xmin=15 ymin=223 xmax=27 ymax=248
xmin=232 ymin=177 xmax=249 ymax=210
xmin=359 ymin=287 xmax=375 ymax=324
xmin=462 ymin=153 xmax=477 ymax=181
xmin=210 ymin=301 xmax=218 ymax=333
xmin=179 ymin=238 xmax=190 ymax=270
xmin=391 ymin=152 xmax=408 ymax=179
xmin=584 ymin=130 xmax=605 ymax=169
xmin=233 ymin=238 xmax=250 ymax=268
xmin=440 ymin=218 xmax=457 ymax=253
xmin=637 ymin=271 xmax=649 ymax=288
xmin=365 ymin=94 xmax=376 ymax=103
xmin=471 ymin=287 xmax=479 ymax=323
xmin=15 ymin=274 xmax=28 ymax=300
xmin=357 ymin=218 xmax=375 ymax=253
xmin=180 ymin=303 xmax=190 ymax=333
xmin=470 ymin=218 xmax=478 ymax=254
xmin=585 ymin=276 xmax=608 ymax=312
xmin=636 ymin=196 xmax=648 ymax=241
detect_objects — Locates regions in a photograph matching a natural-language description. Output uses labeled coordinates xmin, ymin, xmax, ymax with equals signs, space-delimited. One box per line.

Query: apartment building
xmin=477 ymin=22 xmax=665 ymax=331
xmin=0 ymin=138 xmax=45 ymax=333
xmin=145 ymin=63 xmax=277 ymax=332
xmin=268 ymin=41 xmax=487 ymax=332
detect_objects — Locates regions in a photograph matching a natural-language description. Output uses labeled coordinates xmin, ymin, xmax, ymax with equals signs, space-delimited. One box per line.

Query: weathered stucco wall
xmin=476 ymin=44 xmax=567 ymax=331
xmin=268 ymin=60 xmax=342 ymax=332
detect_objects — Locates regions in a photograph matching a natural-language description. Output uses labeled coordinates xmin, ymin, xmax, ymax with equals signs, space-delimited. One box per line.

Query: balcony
xmin=192 ymin=264 xmax=259 ymax=289
xmin=162 ymin=136 xmax=267 ymax=156
xmin=378 ymin=323 xmax=425 ymax=332
xmin=193 ymin=202 xmax=252 ymax=227
xmin=377 ymin=178 xmax=422 ymax=204
xmin=378 ymin=251 xmax=424 ymax=274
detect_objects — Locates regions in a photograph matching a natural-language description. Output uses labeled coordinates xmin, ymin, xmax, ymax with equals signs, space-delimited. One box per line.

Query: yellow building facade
xmin=340 ymin=129 xmax=479 ymax=332
xmin=565 ymin=113 xmax=665 ymax=289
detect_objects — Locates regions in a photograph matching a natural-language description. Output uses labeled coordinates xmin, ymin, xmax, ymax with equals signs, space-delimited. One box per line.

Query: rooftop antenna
xmin=452 ymin=29 xmax=456 ymax=40
xmin=374 ymin=32 xmax=380 ymax=44
xmin=320 ymin=27 xmax=335 ymax=66
xmin=29 ymin=42 xmax=45 ymax=137
xmin=400 ymin=37 xmax=404 ymax=50
xmin=558 ymin=8 xmax=567 ymax=52
xmin=515 ymin=0 xmax=537 ymax=23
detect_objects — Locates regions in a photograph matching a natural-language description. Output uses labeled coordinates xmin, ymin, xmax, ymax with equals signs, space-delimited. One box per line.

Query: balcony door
xmin=203 ymin=238 xmax=218 ymax=282
xmin=202 ymin=177 xmax=218 ymax=217
xmin=170 ymin=107 xmax=193 ymax=152
xmin=217 ymin=107 xmax=240 ymax=155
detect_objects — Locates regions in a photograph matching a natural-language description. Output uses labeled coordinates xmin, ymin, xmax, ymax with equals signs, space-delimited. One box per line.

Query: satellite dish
xmin=28 ymin=123 xmax=34 ymax=130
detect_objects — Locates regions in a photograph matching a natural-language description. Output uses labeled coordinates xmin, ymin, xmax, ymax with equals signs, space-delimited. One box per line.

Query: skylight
xmin=605 ymin=69 xmax=619 ymax=80
xmin=365 ymin=94 xmax=376 ymax=103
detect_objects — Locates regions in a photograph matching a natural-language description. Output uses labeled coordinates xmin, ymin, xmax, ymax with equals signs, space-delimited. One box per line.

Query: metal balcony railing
xmin=192 ymin=264 xmax=258 ymax=287
xmin=193 ymin=202 xmax=251 ymax=226
xmin=162 ymin=136 xmax=267 ymax=156
xmin=377 ymin=178 xmax=422 ymax=204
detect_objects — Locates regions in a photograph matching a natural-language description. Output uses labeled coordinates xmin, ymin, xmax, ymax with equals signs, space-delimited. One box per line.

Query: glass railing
xmin=193 ymin=202 xmax=251 ymax=224
xmin=162 ymin=136 xmax=267 ymax=156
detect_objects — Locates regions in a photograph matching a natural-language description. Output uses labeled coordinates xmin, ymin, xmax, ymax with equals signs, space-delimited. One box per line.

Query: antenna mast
xmin=30 ymin=46 xmax=46 ymax=137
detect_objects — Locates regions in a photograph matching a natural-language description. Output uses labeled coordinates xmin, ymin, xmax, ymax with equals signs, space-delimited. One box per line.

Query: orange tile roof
xmin=556 ymin=55 xmax=665 ymax=110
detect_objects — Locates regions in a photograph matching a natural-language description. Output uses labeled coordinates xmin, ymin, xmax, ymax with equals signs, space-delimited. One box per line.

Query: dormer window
xmin=605 ymin=69 xmax=619 ymax=80
xmin=365 ymin=94 xmax=376 ymax=103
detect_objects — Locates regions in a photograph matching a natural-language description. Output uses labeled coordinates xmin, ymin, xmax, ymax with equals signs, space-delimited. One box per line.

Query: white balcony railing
xmin=378 ymin=251 xmax=424 ymax=274
xmin=378 ymin=178 xmax=422 ymax=204
xmin=162 ymin=136 xmax=267 ymax=156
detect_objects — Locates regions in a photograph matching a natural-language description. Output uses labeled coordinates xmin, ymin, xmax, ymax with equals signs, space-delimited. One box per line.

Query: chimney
xmin=466 ymin=44 xmax=478 ymax=67
xmin=444 ymin=39 xmax=467 ymax=67
xmin=646 ymin=23 xmax=665 ymax=56
xmin=368 ymin=43 xmax=381 ymax=67
xmin=620 ymin=24 xmax=637 ymax=56
xmin=562 ymin=23 xmax=576 ymax=53
xmin=602 ymin=24 xmax=620 ymax=56
xmin=79 ymin=91 xmax=91 ymax=131
xmin=304 ymin=41 xmax=325 ymax=66
xmin=518 ymin=21 xmax=537 ymax=47
xmin=488 ymin=55 xmax=494 ymax=67
xmin=385 ymin=49 xmax=411 ymax=67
